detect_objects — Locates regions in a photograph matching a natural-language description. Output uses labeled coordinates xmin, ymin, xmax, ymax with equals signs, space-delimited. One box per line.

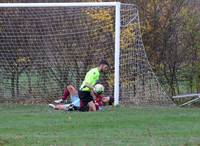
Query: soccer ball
xmin=94 ymin=84 xmax=104 ymax=94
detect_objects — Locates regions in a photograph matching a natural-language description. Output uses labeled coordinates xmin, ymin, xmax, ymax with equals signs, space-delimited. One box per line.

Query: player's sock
xmin=63 ymin=104 xmax=71 ymax=111
xmin=63 ymin=88 xmax=70 ymax=100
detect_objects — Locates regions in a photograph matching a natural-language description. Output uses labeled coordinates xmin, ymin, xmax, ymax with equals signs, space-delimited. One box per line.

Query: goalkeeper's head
xmin=99 ymin=59 xmax=110 ymax=73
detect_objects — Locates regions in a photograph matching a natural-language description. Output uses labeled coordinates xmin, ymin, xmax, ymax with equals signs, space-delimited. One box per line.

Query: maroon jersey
xmin=94 ymin=94 xmax=104 ymax=110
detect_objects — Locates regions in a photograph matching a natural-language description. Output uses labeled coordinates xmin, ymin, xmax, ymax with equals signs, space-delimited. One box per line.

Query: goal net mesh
xmin=0 ymin=3 xmax=173 ymax=105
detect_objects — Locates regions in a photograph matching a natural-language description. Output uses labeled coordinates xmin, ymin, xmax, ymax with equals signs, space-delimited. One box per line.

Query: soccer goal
xmin=0 ymin=2 xmax=173 ymax=106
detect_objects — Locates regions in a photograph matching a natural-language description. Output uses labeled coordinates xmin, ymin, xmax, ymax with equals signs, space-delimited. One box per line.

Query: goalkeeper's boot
xmin=48 ymin=104 xmax=56 ymax=109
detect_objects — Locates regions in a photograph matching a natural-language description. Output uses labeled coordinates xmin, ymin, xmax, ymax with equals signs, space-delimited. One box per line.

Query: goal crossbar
xmin=0 ymin=2 xmax=120 ymax=7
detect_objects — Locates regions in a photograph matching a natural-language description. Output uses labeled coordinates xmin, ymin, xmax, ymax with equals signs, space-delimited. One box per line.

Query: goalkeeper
xmin=79 ymin=60 xmax=109 ymax=111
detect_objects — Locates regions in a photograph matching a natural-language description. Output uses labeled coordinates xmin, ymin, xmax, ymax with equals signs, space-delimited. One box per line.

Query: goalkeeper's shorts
xmin=78 ymin=90 xmax=93 ymax=110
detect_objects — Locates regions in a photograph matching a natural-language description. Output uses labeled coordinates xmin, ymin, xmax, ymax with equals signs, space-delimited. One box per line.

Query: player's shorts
xmin=70 ymin=95 xmax=80 ymax=107
xmin=78 ymin=90 xmax=93 ymax=110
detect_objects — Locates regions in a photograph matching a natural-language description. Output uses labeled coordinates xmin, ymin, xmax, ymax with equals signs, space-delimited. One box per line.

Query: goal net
xmin=0 ymin=2 xmax=173 ymax=105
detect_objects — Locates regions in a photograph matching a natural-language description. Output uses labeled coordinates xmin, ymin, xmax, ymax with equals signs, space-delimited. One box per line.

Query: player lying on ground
xmin=49 ymin=84 xmax=114 ymax=111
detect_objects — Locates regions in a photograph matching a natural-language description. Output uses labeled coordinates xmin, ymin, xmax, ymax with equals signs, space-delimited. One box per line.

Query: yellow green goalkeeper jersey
xmin=80 ymin=67 xmax=100 ymax=92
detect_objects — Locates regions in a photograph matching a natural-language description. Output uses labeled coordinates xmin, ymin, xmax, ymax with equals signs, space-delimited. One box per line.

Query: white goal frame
xmin=0 ymin=2 xmax=121 ymax=105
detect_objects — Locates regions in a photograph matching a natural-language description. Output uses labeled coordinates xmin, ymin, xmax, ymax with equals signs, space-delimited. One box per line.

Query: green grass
xmin=0 ymin=104 xmax=200 ymax=146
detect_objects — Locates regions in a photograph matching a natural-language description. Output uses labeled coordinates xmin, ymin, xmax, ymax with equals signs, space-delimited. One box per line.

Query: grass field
xmin=0 ymin=104 xmax=200 ymax=146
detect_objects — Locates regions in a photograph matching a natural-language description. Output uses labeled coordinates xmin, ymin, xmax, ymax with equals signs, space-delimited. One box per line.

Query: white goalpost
xmin=0 ymin=2 xmax=173 ymax=106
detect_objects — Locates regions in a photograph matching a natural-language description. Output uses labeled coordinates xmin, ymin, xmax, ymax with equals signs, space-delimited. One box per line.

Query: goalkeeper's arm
xmin=83 ymin=82 xmax=103 ymax=96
